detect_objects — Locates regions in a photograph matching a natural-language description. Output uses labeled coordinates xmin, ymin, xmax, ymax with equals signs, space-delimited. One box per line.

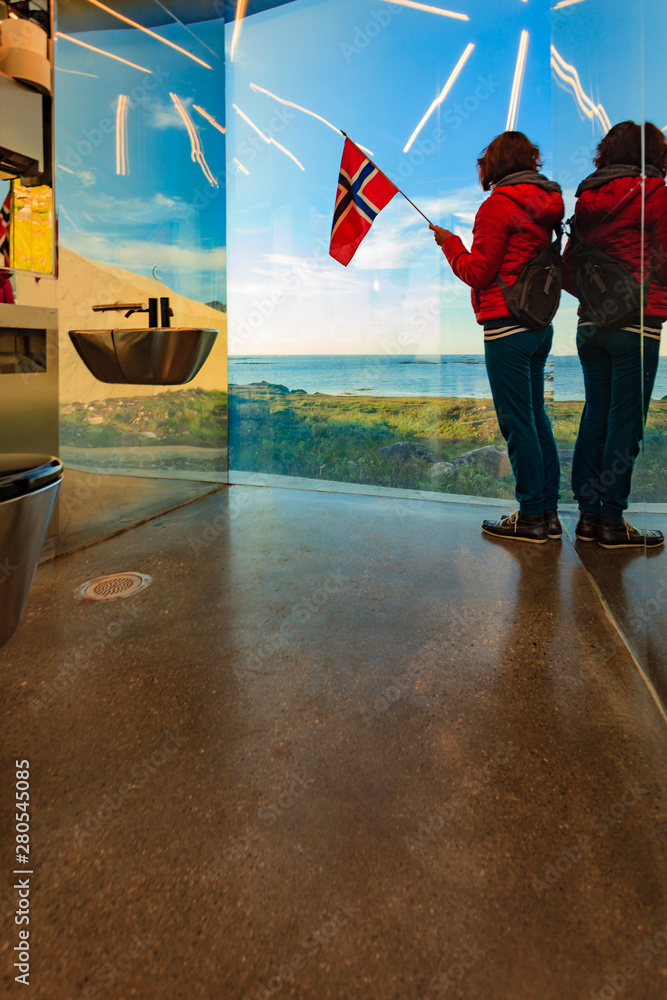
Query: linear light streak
xmin=56 ymin=33 xmax=151 ymax=72
xmin=378 ymin=0 xmax=468 ymax=19
xmin=58 ymin=204 xmax=79 ymax=231
xmin=403 ymin=42 xmax=475 ymax=152
xmin=152 ymin=0 xmax=222 ymax=63
xmin=550 ymin=46 xmax=611 ymax=132
xmin=170 ymin=93 xmax=219 ymax=187
xmin=55 ymin=67 xmax=99 ymax=77
xmin=116 ymin=94 xmax=128 ymax=175
xmin=233 ymin=158 xmax=249 ymax=175
xmin=193 ymin=105 xmax=226 ymax=134
xmin=249 ymin=83 xmax=374 ymax=156
xmin=56 ymin=164 xmax=76 ymax=174
xmin=232 ymin=104 xmax=305 ymax=171
xmin=506 ymin=30 xmax=529 ymax=131
xmin=553 ymin=0 xmax=585 ymax=8
xmin=80 ymin=0 xmax=212 ymax=69
xmin=230 ymin=0 xmax=248 ymax=63
xmin=232 ymin=104 xmax=270 ymax=143
xmin=266 ymin=137 xmax=304 ymax=171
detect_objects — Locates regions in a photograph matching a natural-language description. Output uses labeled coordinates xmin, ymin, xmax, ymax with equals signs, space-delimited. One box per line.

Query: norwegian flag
xmin=0 ymin=190 xmax=10 ymax=268
xmin=0 ymin=188 xmax=13 ymax=303
xmin=329 ymin=138 xmax=399 ymax=266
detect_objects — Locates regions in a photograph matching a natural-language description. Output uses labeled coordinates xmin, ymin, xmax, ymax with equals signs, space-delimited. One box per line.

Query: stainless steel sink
xmin=68 ymin=327 xmax=218 ymax=385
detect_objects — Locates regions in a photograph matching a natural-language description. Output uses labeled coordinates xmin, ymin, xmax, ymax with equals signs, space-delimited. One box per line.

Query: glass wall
xmin=54 ymin=0 xmax=227 ymax=490
xmin=226 ymin=0 xmax=552 ymax=498
xmin=226 ymin=0 xmax=667 ymax=697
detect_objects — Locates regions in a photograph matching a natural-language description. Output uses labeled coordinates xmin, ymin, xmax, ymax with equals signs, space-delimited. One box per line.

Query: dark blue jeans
xmin=484 ymin=328 xmax=560 ymax=515
xmin=572 ymin=325 xmax=660 ymax=519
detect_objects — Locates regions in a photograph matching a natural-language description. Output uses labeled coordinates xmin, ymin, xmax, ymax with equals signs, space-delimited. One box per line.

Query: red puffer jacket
xmin=441 ymin=171 xmax=564 ymax=324
xmin=561 ymin=166 xmax=667 ymax=321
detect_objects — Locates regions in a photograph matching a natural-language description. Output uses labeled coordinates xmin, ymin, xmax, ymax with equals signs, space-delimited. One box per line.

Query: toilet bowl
xmin=0 ymin=454 xmax=63 ymax=648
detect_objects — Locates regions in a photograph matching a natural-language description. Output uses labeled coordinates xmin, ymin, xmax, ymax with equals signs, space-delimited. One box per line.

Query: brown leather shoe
xmin=597 ymin=517 xmax=665 ymax=549
xmin=575 ymin=511 xmax=601 ymax=542
xmin=481 ymin=511 xmax=548 ymax=544
xmin=544 ymin=509 xmax=562 ymax=539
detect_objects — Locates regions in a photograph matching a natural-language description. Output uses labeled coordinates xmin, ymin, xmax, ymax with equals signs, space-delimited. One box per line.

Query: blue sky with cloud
xmin=226 ymin=0 xmax=667 ymax=355
xmin=52 ymin=0 xmax=667 ymax=354
xmin=54 ymin=14 xmax=226 ymax=304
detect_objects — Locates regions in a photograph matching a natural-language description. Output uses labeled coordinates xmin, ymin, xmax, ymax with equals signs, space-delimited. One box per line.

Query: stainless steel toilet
xmin=0 ymin=454 xmax=62 ymax=648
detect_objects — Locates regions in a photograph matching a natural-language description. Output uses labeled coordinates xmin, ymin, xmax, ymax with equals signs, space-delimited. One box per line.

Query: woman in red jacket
xmin=431 ymin=131 xmax=564 ymax=543
xmin=563 ymin=121 xmax=667 ymax=549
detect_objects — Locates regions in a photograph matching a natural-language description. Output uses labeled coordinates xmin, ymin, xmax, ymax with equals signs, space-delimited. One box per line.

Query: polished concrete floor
xmin=1 ymin=486 xmax=667 ymax=1000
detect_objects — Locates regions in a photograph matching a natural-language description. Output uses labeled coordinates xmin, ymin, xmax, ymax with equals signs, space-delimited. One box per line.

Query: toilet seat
xmin=0 ymin=454 xmax=63 ymax=502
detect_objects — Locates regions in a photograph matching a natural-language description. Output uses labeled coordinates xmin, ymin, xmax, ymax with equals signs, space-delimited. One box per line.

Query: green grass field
xmin=228 ymin=384 xmax=667 ymax=502
xmin=60 ymin=384 xmax=667 ymax=503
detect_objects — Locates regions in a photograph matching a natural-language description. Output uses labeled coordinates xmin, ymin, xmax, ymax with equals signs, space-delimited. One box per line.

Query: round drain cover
xmin=75 ymin=572 xmax=152 ymax=602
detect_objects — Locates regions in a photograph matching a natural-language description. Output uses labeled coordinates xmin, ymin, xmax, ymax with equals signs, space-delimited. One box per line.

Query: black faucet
xmin=92 ymin=298 xmax=173 ymax=327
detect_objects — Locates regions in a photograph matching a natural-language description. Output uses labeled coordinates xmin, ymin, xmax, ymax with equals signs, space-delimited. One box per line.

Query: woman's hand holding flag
xmin=430 ymin=223 xmax=454 ymax=247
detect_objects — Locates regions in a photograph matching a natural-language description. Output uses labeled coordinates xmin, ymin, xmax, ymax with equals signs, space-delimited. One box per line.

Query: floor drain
xmin=75 ymin=572 xmax=152 ymax=602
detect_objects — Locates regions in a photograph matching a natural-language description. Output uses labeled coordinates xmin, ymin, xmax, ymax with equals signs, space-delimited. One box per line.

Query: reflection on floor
xmin=1 ymin=487 xmax=666 ymax=999
xmin=573 ymin=515 xmax=667 ymax=707
xmin=53 ymin=468 xmax=225 ymax=558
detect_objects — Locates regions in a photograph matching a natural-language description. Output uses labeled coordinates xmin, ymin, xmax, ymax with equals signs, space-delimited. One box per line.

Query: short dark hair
xmin=594 ymin=120 xmax=667 ymax=176
xmin=477 ymin=131 xmax=542 ymax=191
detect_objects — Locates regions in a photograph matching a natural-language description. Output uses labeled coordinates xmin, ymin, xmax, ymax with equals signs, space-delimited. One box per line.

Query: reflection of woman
xmin=431 ymin=131 xmax=564 ymax=544
xmin=564 ymin=122 xmax=667 ymax=549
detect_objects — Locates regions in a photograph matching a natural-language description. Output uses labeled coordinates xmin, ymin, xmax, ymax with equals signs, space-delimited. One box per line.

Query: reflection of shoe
xmin=481 ymin=510 xmax=548 ymax=544
xmin=544 ymin=509 xmax=562 ymax=539
xmin=575 ymin=511 xmax=601 ymax=542
xmin=597 ymin=517 xmax=665 ymax=549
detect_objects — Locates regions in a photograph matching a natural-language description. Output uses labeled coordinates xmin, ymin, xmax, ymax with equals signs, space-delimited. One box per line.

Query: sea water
xmin=229 ymin=355 xmax=667 ymax=401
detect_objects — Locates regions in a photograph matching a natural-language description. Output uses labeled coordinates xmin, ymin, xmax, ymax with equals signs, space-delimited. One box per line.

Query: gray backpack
xmin=494 ymin=225 xmax=563 ymax=331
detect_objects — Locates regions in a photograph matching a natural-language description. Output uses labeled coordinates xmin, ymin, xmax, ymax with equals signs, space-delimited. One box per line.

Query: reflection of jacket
xmin=441 ymin=171 xmax=564 ymax=324
xmin=0 ymin=276 xmax=13 ymax=304
xmin=562 ymin=165 xmax=667 ymax=322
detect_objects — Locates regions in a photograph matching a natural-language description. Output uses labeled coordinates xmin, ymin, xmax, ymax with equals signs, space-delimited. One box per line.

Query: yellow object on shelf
xmin=10 ymin=182 xmax=53 ymax=274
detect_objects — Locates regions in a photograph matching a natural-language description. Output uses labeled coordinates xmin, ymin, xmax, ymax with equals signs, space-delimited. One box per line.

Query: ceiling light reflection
xmin=55 ymin=67 xmax=99 ymax=77
xmin=152 ymin=0 xmax=222 ymax=63
xmin=230 ymin=0 xmax=248 ymax=63
xmin=232 ymin=103 xmax=305 ymax=171
xmin=378 ymin=0 xmax=468 ymax=19
xmin=193 ymin=105 xmax=226 ymax=134
xmin=56 ymin=32 xmax=151 ymax=72
xmin=506 ymin=30 xmax=529 ymax=131
xmin=403 ymin=42 xmax=475 ymax=152
xmin=116 ymin=94 xmax=128 ymax=175
xmin=249 ymin=84 xmax=374 ymax=156
xmin=170 ymin=93 xmax=219 ymax=187
xmin=550 ymin=46 xmax=610 ymax=133
xmin=233 ymin=157 xmax=249 ymax=175
xmin=80 ymin=0 xmax=213 ymax=69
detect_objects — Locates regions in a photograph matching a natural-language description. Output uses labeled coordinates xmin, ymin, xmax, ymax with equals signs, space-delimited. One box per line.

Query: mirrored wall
xmin=54 ymin=0 xmax=227 ymax=496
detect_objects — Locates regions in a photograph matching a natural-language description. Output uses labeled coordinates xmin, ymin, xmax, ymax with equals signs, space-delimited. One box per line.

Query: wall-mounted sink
xmin=69 ymin=327 xmax=218 ymax=385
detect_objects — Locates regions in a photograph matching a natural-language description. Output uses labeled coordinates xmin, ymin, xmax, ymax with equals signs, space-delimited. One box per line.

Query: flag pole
xmin=340 ymin=131 xmax=435 ymax=228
